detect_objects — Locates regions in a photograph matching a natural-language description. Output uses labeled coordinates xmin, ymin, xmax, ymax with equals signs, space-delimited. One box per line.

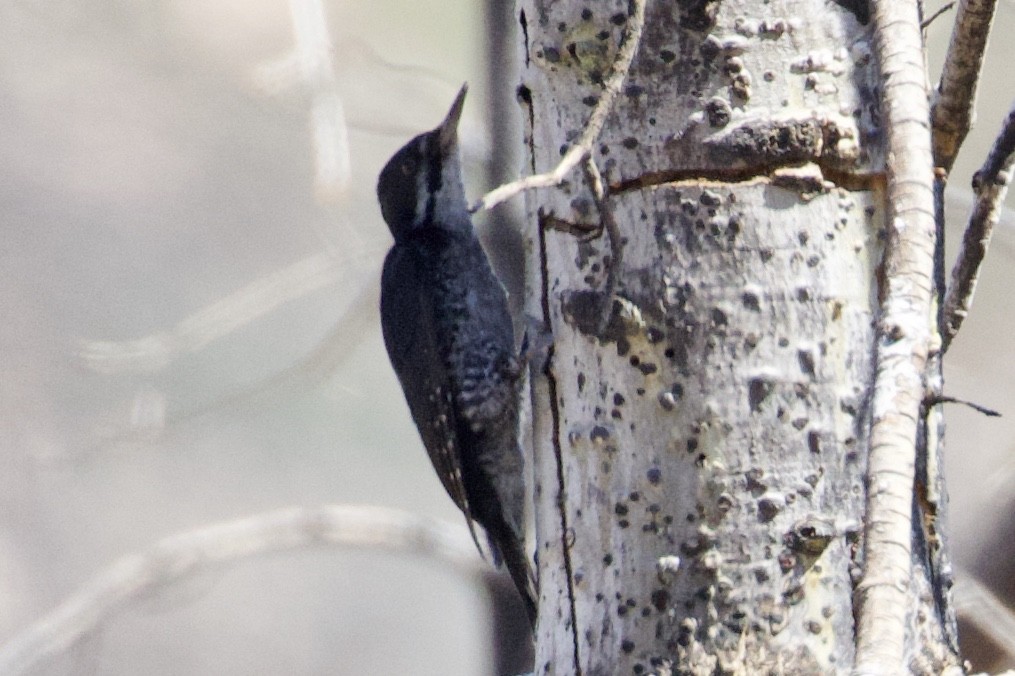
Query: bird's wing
xmin=453 ymin=340 xmax=520 ymax=434
xmin=380 ymin=246 xmax=484 ymax=555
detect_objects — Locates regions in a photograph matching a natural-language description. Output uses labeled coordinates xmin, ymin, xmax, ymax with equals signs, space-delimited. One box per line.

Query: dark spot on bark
xmin=582 ymin=95 xmax=599 ymax=106
xmin=629 ymin=491 xmax=641 ymax=501
xmin=792 ymin=417 xmax=809 ymax=430
xmin=831 ymin=0 xmax=870 ymax=24
xmin=678 ymin=0 xmax=719 ymax=31
xmin=603 ymin=553 xmax=614 ymax=566
xmin=577 ymin=372 xmax=586 ymax=392
xmin=711 ymin=307 xmax=728 ymax=326
xmin=647 ymin=467 xmax=662 ymax=484
xmin=699 ymin=190 xmax=722 ymax=207
xmin=611 ymin=408 xmax=622 ymax=420
xmin=591 ymin=425 xmax=611 ymax=443
xmin=622 ymin=137 xmax=639 ymax=149
xmin=597 ymin=30 xmax=610 ymax=40
xmin=706 ymin=118 xmax=823 ymax=167
xmin=797 ymin=349 xmax=816 ymax=375
xmin=581 ymin=8 xmax=593 ymax=20
xmin=615 ymin=502 xmax=629 ymax=516
xmin=630 ymin=355 xmax=641 ymax=367
xmin=758 ymin=498 xmax=781 ymax=522
xmin=611 ymin=12 xmax=627 ymax=25
xmin=625 ymin=83 xmax=645 ymax=97
xmin=621 ymin=639 xmax=636 ymax=654
xmin=808 ymin=431 xmax=821 ymax=454
xmin=687 ymin=438 xmax=698 ymax=453
xmin=614 ymin=393 xmax=626 ymax=406
xmin=659 ymin=49 xmax=676 ymax=63
xmin=742 ymin=291 xmax=761 ymax=312
xmin=748 ymin=377 xmax=773 ymax=412
xmin=619 ymin=519 xmax=630 ymax=528
xmin=544 ymin=46 xmax=561 ymax=63
xmin=746 ymin=468 xmax=766 ymax=494
xmin=639 ymin=362 xmax=658 ymax=375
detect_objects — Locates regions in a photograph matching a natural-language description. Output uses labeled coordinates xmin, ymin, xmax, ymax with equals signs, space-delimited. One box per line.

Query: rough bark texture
xmin=854 ymin=1 xmax=960 ymax=673
xmin=518 ymin=0 xmax=957 ymax=673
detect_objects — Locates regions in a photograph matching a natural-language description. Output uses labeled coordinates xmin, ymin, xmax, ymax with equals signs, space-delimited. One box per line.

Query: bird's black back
xmin=380 ymin=223 xmax=535 ymax=625
xmin=380 ymin=226 xmax=518 ymax=515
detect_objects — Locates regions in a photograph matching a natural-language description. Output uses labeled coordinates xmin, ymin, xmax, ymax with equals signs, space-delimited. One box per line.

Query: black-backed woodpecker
xmin=377 ymin=85 xmax=537 ymax=627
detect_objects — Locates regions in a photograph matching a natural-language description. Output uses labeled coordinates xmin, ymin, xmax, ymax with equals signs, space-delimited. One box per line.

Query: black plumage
xmin=377 ymin=85 xmax=536 ymax=627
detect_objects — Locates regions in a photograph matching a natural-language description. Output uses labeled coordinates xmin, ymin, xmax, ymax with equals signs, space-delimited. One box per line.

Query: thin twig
xmin=942 ymin=101 xmax=1015 ymax=351
xmin=921 ymin=2 xmax=955 ymax=29
xmin=469 ymin=0 xmax=647 ymax=214
xmin=930 ymin=0 xmax=999 ymax=171
xmin=581 ymin=157 xmax=623 ymax=334
xmin=0 ymin=506 xmax=483 ymax=676
xmin=926 ymin=395 xmax=1002 ymax=417
xmin=853 ymin=0 xmax=940 ymax=673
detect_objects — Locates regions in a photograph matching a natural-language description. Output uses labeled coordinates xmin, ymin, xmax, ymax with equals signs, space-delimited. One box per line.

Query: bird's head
xmin=377 ymin=84 xmax=470 ymax=241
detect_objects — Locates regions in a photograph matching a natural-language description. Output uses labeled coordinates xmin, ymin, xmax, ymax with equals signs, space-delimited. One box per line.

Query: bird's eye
xmin=400 ymin=158 xmax=416 ymax=176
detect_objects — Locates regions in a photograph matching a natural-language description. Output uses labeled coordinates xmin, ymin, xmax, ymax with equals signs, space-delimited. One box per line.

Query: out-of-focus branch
xmin=930 ymin=0 xmax=999 ymax=171
xmin=76 ymin=250 xmax=377 ymax=374
xmin=853 ymin=0 xmax=941 ymax=673
xmin=469 ymin=0 xmax=646 ymax=214
xmin=0 ymin=506 xmax=483 ymax=676
xmin=955 ymin=571 xmax=1015 ymax=669
xmin=942 ymin=102 xmax=1015 ymax=350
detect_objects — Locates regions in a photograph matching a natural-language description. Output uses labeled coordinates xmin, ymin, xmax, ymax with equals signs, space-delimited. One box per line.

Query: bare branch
xmin=76 ymin=251 xmax=377 ymax=374
xmin=469 ymin=0 xmax=646 ymax=214
xmin=942 ymin=102 xmax=1015 ymax=350
xmin=0 ymin=506 xmax=483 ymax=676
xmin=930 ymin=0 xmax=999 ymax=171
xmin=854 ymin=0 xmax=941 ymax=673
xmin=922 ymin=2 xmax=955 ymax=29
xmin=580 ymin=157 xmax=623 ymax=334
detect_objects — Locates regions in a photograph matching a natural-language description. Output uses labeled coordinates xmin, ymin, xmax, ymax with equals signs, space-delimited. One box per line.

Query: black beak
xmin=437 ymin=83 xmax=467 ymax=154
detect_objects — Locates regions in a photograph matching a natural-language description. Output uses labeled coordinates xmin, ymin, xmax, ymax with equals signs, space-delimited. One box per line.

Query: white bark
xmin=519 ymin=0 xmax=959 ymax=672
xmin=853 ymin=0 xmax=952 ymax=672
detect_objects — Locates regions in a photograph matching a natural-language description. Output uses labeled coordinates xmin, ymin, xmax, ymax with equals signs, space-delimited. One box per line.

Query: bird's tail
xmin=488 ymin=522 xmax=538 ymax=630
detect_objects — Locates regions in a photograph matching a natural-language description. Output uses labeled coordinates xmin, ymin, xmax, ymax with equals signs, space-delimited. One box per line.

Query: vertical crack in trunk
xmin=538 ymin=218 xmax=583 ymax=674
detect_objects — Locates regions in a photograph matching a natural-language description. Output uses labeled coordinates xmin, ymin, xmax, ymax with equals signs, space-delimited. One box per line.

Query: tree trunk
xmin=518 ymin=0 xmax=961 ymax=673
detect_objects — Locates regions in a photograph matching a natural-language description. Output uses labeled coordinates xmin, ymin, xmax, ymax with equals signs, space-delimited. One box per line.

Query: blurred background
xmin=0 ymin=1 xmax=1012 ymax=674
